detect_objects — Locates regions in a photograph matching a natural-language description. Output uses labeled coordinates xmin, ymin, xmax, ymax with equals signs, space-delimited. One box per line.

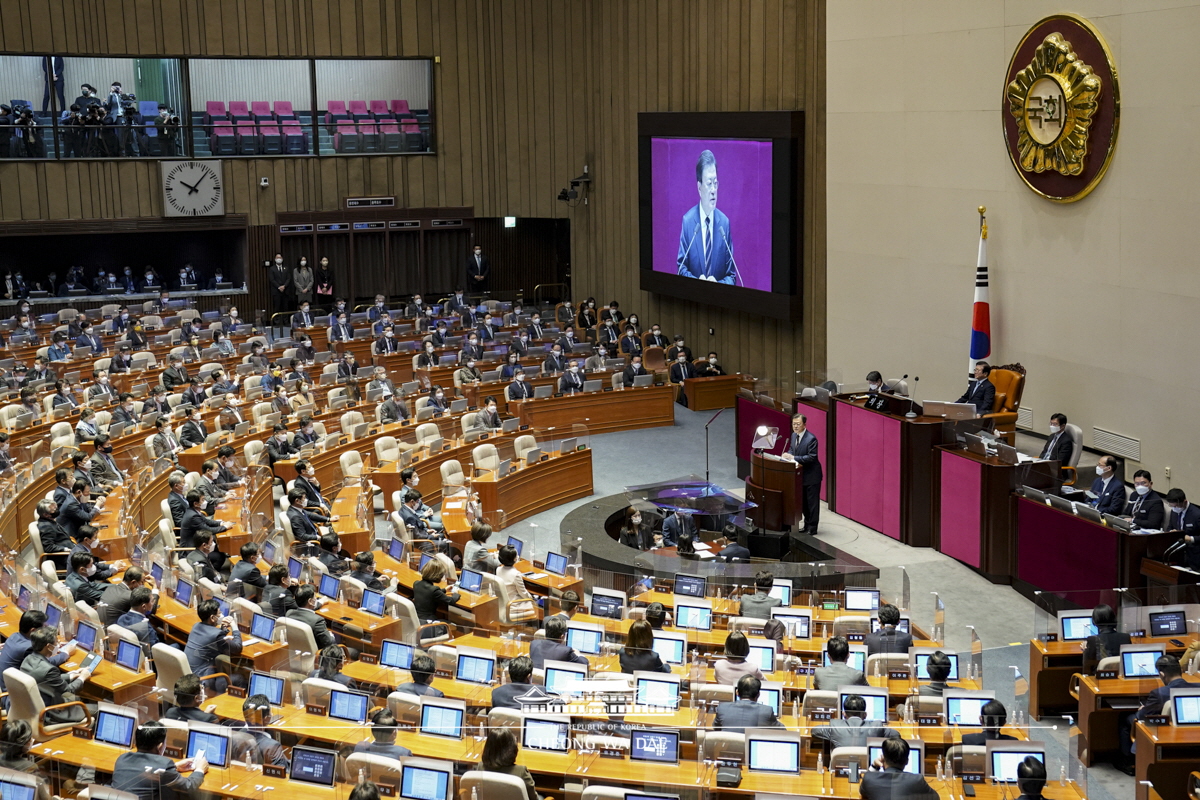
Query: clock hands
xmin=179 ymin=172 xmax=209 ymax=195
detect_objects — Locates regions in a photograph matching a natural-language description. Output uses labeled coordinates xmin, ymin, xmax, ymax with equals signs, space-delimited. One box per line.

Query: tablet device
xmin=746 ymin=733 xmax=800 ymax=773
xmin=589 ymin=588 xmax=625 ymax=620
xmin=380 ymin=639 xmax=415 ymax=670
xmin=419 ymin=699 xmax=465 ymax=739
xmin=289 ymin=746 xmax=338 ymax=787
xmin=522 ymin=716 xmax=571 ymax=753
xmin=651 ymin=633 xmax=687 ymax=665
xmin=248 ymin=671 xmax=285 ymax=706
xmin=867 ymin=738 xmax=924 ymax=774
xmin=1171 ymin=688 xmax=1200 ymax=726
xmin=75 ymin=620 xmax=99 ymax=653
xmin=771 ymin=608 xmax=812 ymax=639
xmin=458 ymin=569 xmax=483 ymax=593
xmin=318 ymin=573 xmax=341 ymax=601
xmin=115 ymin=639 xmax=143 ymax=672
xmin=399 ymin=762 xmax=452 ymax=800
xmin=187 ymin=726 xmax=231 ymax=768
xmin=635 ymin=674 xmax=681 ymax=709
xmin=1148 ymin=610 xmax=1188 ymax=637
xmin=914 ymin=652 xmax=959 ymax=681
xmin=1059 ymin=612 xmax=1097 ymax=641
xmin=1121 ymin=645 xmax=1165 ymax=679
xmin=328 ymin=689 xmax=370 ymax=724
xmin=673 ymin=573 xmax=706 ymax=598
xmin=388 ymin=537 xmax=406 ymax=560
xmin=544 ymin=661 xmax=588 ymax=695
xmin=360 ymin=589 xmax=386 ymax=616
xmin=287 ymin=556 xmax=304 ymax=580
xmin=545 ymin=551 xmax=569 ymax=576
xmin=987 ymin=744 xmax=1045 ymax=783
xmin=250 ymin=613 xmax=276 ymax=642
xmin=565 ymin=623 xmax=604 ymax=655
xmin=93 ymin=707 xmax=136 ymax=748
xmin=455 ymin=648 xmax=496 ymax=685
xmin=506 ymin=536 xmax=525 ymax=557
xmin=629 ymin=728 xmax=679 ymax=764
xmin=844 ymin=588 xmax=880 ymax=611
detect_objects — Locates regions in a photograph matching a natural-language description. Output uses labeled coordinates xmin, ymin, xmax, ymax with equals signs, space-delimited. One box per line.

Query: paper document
xmin=523 ymin=572 xmax=548 ymax=581
xmin=691 ymin=541 xmax=712 ymax=551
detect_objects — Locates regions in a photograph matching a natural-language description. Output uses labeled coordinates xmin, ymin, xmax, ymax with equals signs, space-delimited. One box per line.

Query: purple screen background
xmin=650 ymin=137 xmax=773 ymax=292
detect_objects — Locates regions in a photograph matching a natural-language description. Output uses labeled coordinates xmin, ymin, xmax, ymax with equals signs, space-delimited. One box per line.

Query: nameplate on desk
xmin=72 ymin=728 xmax=93 ymax=739
xmin=306 ymin=703 xmax=327 ymax=716
xmin=888 ymin=670 xmax=911 ymax=681
xmin=479 ymin=433 xmax=488 ymax=439
xmin=917 ymin=715 xmax=941 ymax=726
xmin=164 ymin=746 xmax=183 ymax=759
xmin=960 ymin=773 xmax=984 ymax=784
xmin=864 ymin=394 xmax=889 ymax=411
xmin=1144 ymin=714 xmax=1169 ymax=726
xmin=822 ymin=602 xmax=840 ymax=611
xmin=846 ymin=633 xmax=865 ymax=642
xmin=360 ymin=653 xmax=379 ymax=665
xmin=227 ymin=686 xmax=247 ymax=698
xmin=598 ymin=748 xmax=625 ymax=759
xmin=1129 ymin=629 xmax=1146 ymax=638
xmin=603 ymin=386 xmax=614 ymax=391
xmin=520 ymin=425 xmax=530 ymax=431
xmin=1096 ymin=670 xmax=1119 ymax=680
xmin=553 ymin=392 xmax=563 ymax=398
xmin=376 ymin=783 xmax=397 ymax=797
xmin=793 ymin=666 xmax=814 ymax=676
xmin=810 ymin=710 xmax=833 ymax=721
xmin=1039 ymin=633 xmax=1058 ymax=642
xmin=263 ymin=764 xmax=287 ymax=780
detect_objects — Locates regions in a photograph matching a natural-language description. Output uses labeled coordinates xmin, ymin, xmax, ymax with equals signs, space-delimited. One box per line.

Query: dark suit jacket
xmin=960 ymin=731 xmax=1016 ymax=747
xmin=864 ymin=626 xmax=914 ymax=656
xmin=677 ymin=205 xmax=735 ymax=283
xmin=622 ymin=364 xmax=648 ymax=385
xmin=860 ymin=767 xmax=939 ymax=799
xmin=1137 ymin=677 xmax=1194 ymax=719
xmin=812 ymin=717 xmax=900 ymax=748
xmin=1126 ymin=490 xmax=1165 ymax=530
xmin=713 ymin=699 xmax=784 ymax=733
xmin=287 ymin=505 xmax=320 ymax=542
xmin=21 ymin=651 xmax=86 ymax=724
xmin=619 ymin=647 xmax=671 ymax=674
xmin=263 ymin=584 xmax=297 ymax=617
xmin=467 ymin=253 xmax=491 ymax=282
xmin=1168 ymin=504 xmax=1200 ymax=570
xmin=669 ymin=362 xmax=696 ymax=382
xmin=180 ymin=507 xmax=223 ymax=548
xmin=528 ymin=638 xmax=588 ymax=669
xmin=413 ymin=579 xmax=460 ymax=622
xmin=491 ymin=682 xmax=555 ymax=710
xmin=508 ymin=379 xmax=534 ymax=400
xmin=661 ymin=513 xmax=695 ymax=546
xmin=56 ymin=495 xmax=97 ymax=539
xmin=1090 ymin=476 xmax=1127 ymax=516
xmin=559 ymin=371 xmax=584 ymax=392
xmin=1040 ymin=430 xmax=1073 ymax=465
xmin=787 ymin=429 xmax=823 ymax=485
xmin=956 ymin=378 xmax=995 ymax=415
xmin=543 ymin=354 xmax=567 ymax=374
xmin=112 ymin=750 xmax=205 ymax=800
xmin=286 ymin=607 xmax=334 ymax=649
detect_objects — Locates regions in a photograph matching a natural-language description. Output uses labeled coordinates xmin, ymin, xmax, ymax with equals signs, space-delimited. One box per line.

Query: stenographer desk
xmin=1075 ymin=672 xmax=1200 ymax=766
xmin=681 ymin=373 xmax=754 ymax=411
xmin=472 ymin=445 xmax=593 ymax=529
xmin=1135 ymin=721 xmax=1200 ymax=800
xmin=827 ymin=393 xmax=944 ymax=547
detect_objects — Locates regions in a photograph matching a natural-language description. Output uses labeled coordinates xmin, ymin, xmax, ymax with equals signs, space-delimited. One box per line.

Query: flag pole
xmin=968 ymin=206 xmax=991 ymax=376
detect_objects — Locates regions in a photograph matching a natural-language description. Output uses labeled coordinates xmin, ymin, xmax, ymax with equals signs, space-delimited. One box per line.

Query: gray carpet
xmin=373 ymin=402 xmax=1129 ymax=798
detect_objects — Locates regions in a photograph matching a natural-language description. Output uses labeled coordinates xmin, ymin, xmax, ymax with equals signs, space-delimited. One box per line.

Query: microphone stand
xmin=704 ymin=409 xmax=724 ymax=483
xmin=904 ymin=375 xmax=920 ymax=418
xmin=720 ymin=229 xmax=744 ymax=287
xmin=677 ymin=223 xmax=703 ymax=278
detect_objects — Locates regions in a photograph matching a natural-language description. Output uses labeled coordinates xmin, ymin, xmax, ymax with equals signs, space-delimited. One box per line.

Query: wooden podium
xmin=747 ymin=451 xmax=801 ymax=531
xmin=1141 ymin=558 xmax=1200 ymax=605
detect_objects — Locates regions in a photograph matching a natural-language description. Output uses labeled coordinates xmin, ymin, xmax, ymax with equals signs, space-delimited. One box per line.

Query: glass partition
xmin=315 ymin=59 xmax=433 ymax=155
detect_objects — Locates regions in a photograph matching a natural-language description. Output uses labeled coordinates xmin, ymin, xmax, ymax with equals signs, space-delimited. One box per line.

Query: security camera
xmin=259 ymin=177 xmax=269 ymax=188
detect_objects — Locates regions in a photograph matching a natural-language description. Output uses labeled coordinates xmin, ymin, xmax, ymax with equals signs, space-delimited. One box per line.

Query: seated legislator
xmin=1090 ymin=455 xmax=1127 ymax=516
xmin=311 ymin=644 xmax=358 ymax=689
xmin=112 ymin=721 xmax=208 ymax=800
xmin=812 ymin=693 xmax=900 ymax=748
xmin=1040 ymin=413 xmax=1074 ymax=468
xmin=1082 ymin=603 xmax=1131 ymax=675
xmin=861 ymin=737 xmax=938 ymax=799
xmin=961 ymin=699 xmax=1017 ymax=746
xmin=696 ymin=352 xmax=726 ymax=376
xmin=955 ymin=360 xmax=995 ymax=415
xmin=623 ymin=354 xmax=648 ymax=386
xmin=263 ymin=565 xmax=298 ymax=617
xmin=507 ymin=369 xmax=534 ymax=400
xmin=1165 ymin=488 xmax=1200 ymax=571
xmin=529 ymin=616 xmax=588 ymax=669
xmin=164 ymin=674 xmax=220 ymax=724
xmin=185 ymin=599 xmax=243 ymax=692
xmin=864 ymin=603 xmax=913 ymax=655
xmin=714 ymin=675 xmax=785 ymax=734
xmin=412 ymin=558 xmax=461 ymax=625
xmin=814 ymin=636 xmax=868 ymax=690
xmin=714 ymin=631 xmax=763 ymax=685
xmin=472 ymin=726 xmax=540 ymax=800
xmin=558 ymin=360 xmax=584 ymax=393
xmin=286 ymin=584 xmax=335 ymax=649
xmin=864 ymin=371 xmax=895 ymax=393
xmin=397 ymin=653 xmax=443 ymax=698
xmin=1124 ymin=469 xmax=1165 ymax=530
xmin=738 ymin=570 xmax=782 ymax=619
xmin=919 ymin=650 xmax=953 ymax=696
xmin=618 ymin=619 xmax=671 ymax=674
xmin=1014 ymin=757 xmax=1048 ymax=800
xmin=353 ymin=709 xmax=412 ymax=760
xmin=491 ymin=655 xmax=554 ymax=710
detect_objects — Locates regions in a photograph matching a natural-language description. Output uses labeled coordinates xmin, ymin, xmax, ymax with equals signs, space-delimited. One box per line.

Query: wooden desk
xmin=513 ymin=383 xmax=675 ymax=435
xmin=1135 ymin=721 xmax=1200 ymax=800
xmin=681 ymin=374 xmax=753 ymax=411
xmin=374 ymin=551 xmax=501 ymax=630
xmin=61 ymin=651 xmax=156 ymax=705
xmin=473 ymin=446 xmax=594 ymax=530
xmin=1076 ymin=673 xmax=1200 ymax=766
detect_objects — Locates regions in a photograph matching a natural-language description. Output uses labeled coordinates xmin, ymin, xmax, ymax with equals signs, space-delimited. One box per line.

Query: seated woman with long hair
xmin=473 ymin=726 xmax=538 ymax=800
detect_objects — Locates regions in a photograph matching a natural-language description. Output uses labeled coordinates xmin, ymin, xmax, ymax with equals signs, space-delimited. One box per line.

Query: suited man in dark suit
xmin=458 ymin=335 xmax=483 ymax=363
xmin=864 ymin=604 xmax=914 ymax=656
xmin=660 ymin=509 xmax=695 ymax=547
xmin=185 ymin=599 xmax=243 ymax=692
xmin=286 ymin=489 xmax=322 ymax=543
xmin=180 ymin=490 xmax=232 ymax=548
xmin=622 ymin=355 xmax=648 ymax=387
xmin=559 ymin=361 xmax=584 ymax=393
xmin=861 ymin=736 xmax=938 ymax=799
xmin=527 ymin=315 xmax=548 ymax=342
xmin=161 ymin=355 xmax=188 ymax=391
xmin=676 ymin=150 xmax=737 ymax=284
xmin=266 ymin=425 xmax=300 ymax=465
xmin=507 ymin=371 xmax=533 ymax=401
xmin=812 ymin=694 xmax=899 ymax=749
xmin=644 ymin=326 xmax=669 ymax=349
xmin=179 ymin=408 xmax=209 ymax=448
xmin=1040 ymin=412 xmax=1074 ymax=479
xmin=784 ymin=414 xmax=823 ymax=533
xmin=19 ymin=628 xmax=93 ymax=725
xmin=467 ymin=245 xmax=490 ymax=290
xmin=955 ymin=360 xmax=996 ymax=415
xmin=286 ymin=585 xmax=335 ymax=649
xmin=714 ymin=675 xmax=785 ymax=734
xmin=1014 ymin=756 xmax=1048 ymax=800
xmin=57 ymin=480 xmax=102 ymax=540
xmin=291 ymin=302 xmax=315 ymax=330
xmin=41 ymin=56 xmax=65 ymax=114
xmin=960 ymin=700 xmax=1017 ymax=747
xmin=230 ymin=542 xmax=267 ymax=599
xmin=1124 ymin=470 xmax=1165 ymax=530
xmin=1164 ymin=489 xmax=1200 ymax=571
xmin=668 ymin=352 xmax=696 ymax=387
xmin=1090 ymin=455 xmax=1127 ymax=516
xmin=543 ymin=346 xmax=567 ymax=375
xmin=490 ymin=655 xmax=554 ymax=710
xmin=528 ymin=617 xmax=589 ymax=669
xmin=331 ymin=312 xmax=354 ymax=342
xmin=814 ymin=636 xmax=869 ymax=690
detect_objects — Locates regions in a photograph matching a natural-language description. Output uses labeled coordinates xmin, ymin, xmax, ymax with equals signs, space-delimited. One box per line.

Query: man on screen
xmin=677 ymin=150 xmax=736 ymax=284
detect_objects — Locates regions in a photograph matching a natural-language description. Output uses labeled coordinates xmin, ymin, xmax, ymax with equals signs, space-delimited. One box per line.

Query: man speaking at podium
xmin=782 ymin=414 xmax=823 ymax=534
xmin=676 ymin=150 xmax=736 ymax=284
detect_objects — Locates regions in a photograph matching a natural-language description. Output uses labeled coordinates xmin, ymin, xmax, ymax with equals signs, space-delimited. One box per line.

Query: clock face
xmin=162 ymin=160 xmax=225 ymax=217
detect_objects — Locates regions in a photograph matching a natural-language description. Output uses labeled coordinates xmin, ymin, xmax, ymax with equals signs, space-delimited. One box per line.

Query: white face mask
xmin=467 ymin=362 xmax=476 ymax=369
xmin=487 ymin=405 xmax=496 ymax=413
xmin=412 ymin=475 xmax=420 ymax=486
xmin=709 ymin=358 xmax=717 ymax=364
xmin=1049 ymin=424 xmax=1060 ymax=434
xmin=516 ymin=374 xmax=525 ymax=382
xmin=632 ymin=514 xmax=642 ymax=525
xmin=1135 ymin=484 xmax=1150 ymax=495
xmin=386 ymin=331 xmax=394 ymax=338
xmin=426 ymin=345 xmax=434 ymax=352
xmin=677 ymin=341 xmax=684 ymax=348
xmin=570 ymin=366 xmax=579 ymax=373
xmin=275 ymin=259 xmax=282 ymax=265
xmin=85 ymin=564 xmax=97 ymax=577
xmin=868 ymin=383 xmax=879 ymax=391
xmin=435 ymin=392 xmax=444 ymax=400
xmin=1096 ymin=466 xmax=1106 ymax=476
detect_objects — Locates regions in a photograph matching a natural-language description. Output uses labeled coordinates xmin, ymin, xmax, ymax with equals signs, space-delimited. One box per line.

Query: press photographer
xmin=59 ymin=103 xmax=85 ymax=158
xmin=154 ymin=104 xmax=181 ymax=156
xmin=13 ymin=105 xmax=44 ymax=158
xmin=105 ymin=81 xmax=139 ymax=156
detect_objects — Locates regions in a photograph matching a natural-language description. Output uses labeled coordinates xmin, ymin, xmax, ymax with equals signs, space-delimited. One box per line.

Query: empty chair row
xmin=203 ymin=100 xmax=302 ymax=126
xmin=209 ymin=120 xmax=309 ymax=155
xmin=333 ymin=121 xmax=424 ymax=153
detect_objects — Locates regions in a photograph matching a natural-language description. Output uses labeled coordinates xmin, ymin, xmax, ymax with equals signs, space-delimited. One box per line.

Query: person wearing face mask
xmin=455 ymin=358 xmax=483 ymax=389
xmin=181 ymin=492 xmax=233 ymax=549
xmin=467 ymin=245 xmax=490 ymax=289
xmin=205 ymin=268 xmax=228 ymax=290
xmin=71 ymin=451 xmax=105 ymax=497
xmin=600 ymin=300 xmax=625 ymax=326
xmin=294 ymin=459 xmax=334 ymax=517
xmin=210 ymin=368 xmax=240 ymax=397
xmin=576 ymin=298 xmax=598 ymax=339
xmin=212 ymin=445 xmax=244 ymax=490
xmin=75 ymin=322 xmax=103 ymax=353
xmin=125 ymin=320 xmax=149 ymax=351
xmin=644 ymin=324 xmax=669 ymax=350
xmin=71 ymin=525 xmax=121 ymax=582
xmin=477 ymin=313 xmax=497 ymax=342
xmin=0 ymin=432 xmax=12 ymax=473
xmin=109 ymin=305 xmax=131 ymax=335
xmin=285 ymin=488 xmax=322 ymax=543
xmin=74 ymin=407 xmax=100 ymax=445
xmin=195 ymin=458 xmax=228 ymax=504
xmin=315 ymin=256 xmax=334 ymax=300
xmin=372 ymin=312 xmax=394 ymax=337
xmin=65 ymin=550 xmax=106 ymax=606
xmin=669 ymin=351 xmax=696 ymax=389
xmin=266 ymin=423 xmax=299 ymax=466
xmin=179 ymin=407 xmax=209 ymax=448
xmin=219 ymin=305 xmax=241 ymax=333
xmin=422 ymin=321 xmax=445 ymax=347
xmin=328 ymin=298 xmax=348 ymax=328
xmin=331 ymin=312 xmax=354 ymax=341
xmin=427 ymin=386 xmax=449 ymax=413
xmin=1163 ymin=489 xmax=1200 ymax=571
xmin=246 ymin=342 xmax=270 ymax=372
xmin=619 ymin=325 xmax=642 ymax=358
xmin=459 ymin=335 xmax=483 ymax=363
xmin=584 ymin=346 xmax=609 ymax=372
xmin=500 ymin=351 xmax=523 ymax=379
xmin=623 ymin=355 xmax=648 ymax=387
xmin=456 ymin=302 xmax=479 ymax=330
xmin=666 ymin=335 xmax=693 ymax=363
xmin=697 ymin=352 xmax=726 ymax=377
xmin=1090 ymin=455 xmax=1127 ymax=516
xmin=86 ymin=368 xmax=114 ymax=402
xmin=268 ymin=253 xmax=293 ymax=315
xmin=556 ymin=323 xmax=580 ymax=352
xmin=367 ymin=294 xmax=388 ymax=322
xmin=293 ymin=257 xmax=313 ymax=306
xmin=1122 ymin=470 xmax=1165 ymax=530
xmin=181 ymin=373 xmax=207 ymax=406
xmin=151 ymin=416 xmax=182 ymax=465
xmin=19 ymin=628 xmax=95 ymax=725
xmin=379 ymin=393 xmax=409 ymax=425
xmin=337 ymin=352 xmax=359 ymax=380
xmin=289 ymin=381 xmax=315 ymax=412
xmin=182 ymin=335 xmax=204 ymax=363
xmin=526 ymin=313 xmax=547 ymax=341
xmin=624 ymin=314 xmax=641 ymax=336
xmin=294 ymin=334 xmax=316 ymax=364
xmin=375 ymin=323 xmax=400 ymax=355
xmin=619 ymin=506 xmax=653 ymax=550
xmin=46 ymin=333 xmax=71 ymax=363
xmin=598 ymin=316 xmax=620 ymax=347
xmin=543 ymin=345 xmax=567 ymax=375
xmin=185 ymin=599 xmax=243 ymax=693
xmin=1039 ymin=413 xmax=1074 ymax=479
xmin=164 ymin=674 xmax=220 ymax=724
xmin=863 ymin=370 xmax=895 ymax=393
xmin=51 ymin=378 xmax=78 ymax=410
xmin=416 ymin=341 xmax=439 ymax=369
xmin=407 ymin=293 xmax=427 ymax=318
xmin=476 ymin=397 xmax=502 ymax=430
xmin=270 ymin=385 xmax=291 ymax=419
xmin=89 ymin=434 xmax=125 ymax=486
xmin=218 ymin=397 xmax=248 ymax=432
xmin=185 ymin=529 xmax=225 ymax=584
xmin=507 ymin=368 xmax=533 ymax=402
xmin=105 ymin=343 xmax=133 ymax=374
xmin=559 ymin=360 xmax=584 ymax=393
xmin=506 ymin=332 xmax=529 ymax=359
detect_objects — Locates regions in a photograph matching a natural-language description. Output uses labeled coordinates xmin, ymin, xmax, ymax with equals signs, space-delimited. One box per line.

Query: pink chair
xmin=369 ymin=100 xmax=391 ymax=118
xmin=273 ymin=100 xmax=297 ymax=121
xmin=259 ymin=124 xmax=282 ymax=155
xmin=390 ymin=99 xmax=411 ymax=116
xmin=209 ymin=125 xmax=236 ymax=155
xmin=379 ymin=122 xmax=402 ymax=152
xmin=228 ymin=101 xmax=251 ymax=121
xmin=348 ymin=100 xmax=370 ymax=119
xmin=250 ymin=101 xmax=272 ymax=120
xmin=204 ymin=101 xmax=227 ymax=127
xmin=401 ymin=122 xmax=423 ymax=152
xmin=334 ymin=121 xmax=360 ymax=153
xmin=359 ymin=122 xmax=380 ymax=152
xmin=234 ymin=120 xmax=259 ymax=154
xmin=281 ymin=122 xmax=308 ymax=154
xmin=325 ymin=100 xmax=348 ymax=131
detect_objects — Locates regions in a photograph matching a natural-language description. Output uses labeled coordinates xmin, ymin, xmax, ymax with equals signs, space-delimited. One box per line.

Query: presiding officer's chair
xmin=983 ymin=365 xmax=1026 ymax=445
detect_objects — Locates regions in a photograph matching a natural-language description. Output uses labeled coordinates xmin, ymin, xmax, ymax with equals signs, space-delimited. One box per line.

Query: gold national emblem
xmin=1006 ymin=33 xmax=1101 ymax=176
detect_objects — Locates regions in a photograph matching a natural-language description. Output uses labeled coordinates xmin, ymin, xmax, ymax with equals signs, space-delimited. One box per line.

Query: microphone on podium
xmin=903 ymin=374 xmax=920 ymax=418
xmin=677 ymin=222 xmax=702 ymax=275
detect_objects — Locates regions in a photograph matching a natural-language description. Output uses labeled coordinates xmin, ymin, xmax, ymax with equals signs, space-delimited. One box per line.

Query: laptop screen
xmin=94 ymin=710 xmax=136 ymax=748
xmin=388 ymin=537 xmax=406 ymax=560
xmin=991 ymin=750 xmax=1044 ymax=783
xmin=290 ymin=746 xmax=338 ymax=787
xmin=1173 ymin=693 xmax=1200 ymax=725
xmin=261 ymin=540 xmax=277 ymax=564
xmin=635 ymin=677 xmax=680 ymax=709
xmin=399 ymin=765 xmax=451 ymax=800
xmin=360 ymin=589 xmax=386 ymax=616
xmin=187 ymin=728 xmax=230 ymax=768
xmin=771 ymin=610 xmax=811 ymax=639
xmin=456 ymin=653 xmax=495 ymax=684
xmin=522 ymin=718 xmax=570 ymax=752
xmin=629 ymin=729 xmax=679 ymax=764
xmin=844 ymin=588 xmax=880 ymax=611
xmin=288 ymin=556 xmax=304 ymax=580
xmin=1122 ymin=649 xmax=1163 ymax=678
xmin=250 ymin=613 xmax=276 ymax=642
xmin=590 ymin=593 xmax=623 ymax=620
xmin=767 ymin=584 xmax=792 ymax=605
xmin=545 ymin=666 xmax=586 ymax=695
xmin=914 ymin=652 xmax=959 ymax=681
xmin=673 ymin=574 xmax=706 ymax=598
xmin=43 ymin=603 xmax=62 ymax=632
xmin=248 ymin=671 xmax=285 ymax=706
xmin=1148 ymin=610 xmax=1188 ymax=637
xmin=151 ymin=561 xmax=164 ymax=586
xmin=545 ymin=552 xmax=569 ymax=576
xmin=380 ymin=639 xmax=414 ymax=670
xmin=318 ymin=573 xmax=340 ymax=600
xmin=420 ymin=703 xmax=464 ymax=738
xmin=75 ymin=620 xmax=99 ymax=653
xmin=824 ymin=649 xmax=866 ymax=672
xmin=115 ymin=639 xmax=142 ymax=672
xmin=175 ymin=579 xmax=193 ymax=607
xmin=1060 ymin=614 xmax=1097 ymax=641
xmin=870 ymin=616 xmax=911 ymax=634
xmin=747 ymin=643 xmax=776 ymax=673
xmin=651 ymin=636 xmax=686 ymax=665
xmin=506 ymin=536 xmax=524 ymax=557
xmin=945 ymin=696 xmax=989 ymax=726
xmin=458 ymin=569 xmax=483 ymax=593
xmin=566 ymin=626 xmax=603 ymax=655
xmin=675 ymin=604 xmax=712 ymax=631
xmin=328 ymin=690 xmax=370 ymax=723
xmin=747 ymin=738 xmax=799 ymax=773
xmin=868 ymin=743 xmax=922 ymax=774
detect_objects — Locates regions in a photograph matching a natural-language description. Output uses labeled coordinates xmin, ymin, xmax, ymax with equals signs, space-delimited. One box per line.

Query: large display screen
xmin=650 ymin=138 xmax=773 ymax=291
xmin=639 ymin=111 xmax=804 ymax=319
